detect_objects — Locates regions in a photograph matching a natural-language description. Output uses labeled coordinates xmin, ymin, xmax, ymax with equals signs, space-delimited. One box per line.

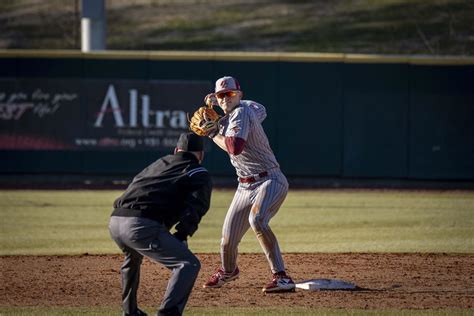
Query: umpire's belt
xmin=239 ymin=171 xmax=268 ymax=183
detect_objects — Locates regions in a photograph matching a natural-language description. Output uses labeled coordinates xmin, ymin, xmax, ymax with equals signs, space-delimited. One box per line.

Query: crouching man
xmin=109 ymin=133 xmax=212 ymax=316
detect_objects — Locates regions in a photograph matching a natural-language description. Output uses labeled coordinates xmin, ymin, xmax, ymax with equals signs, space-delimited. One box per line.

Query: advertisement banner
xmin=0 ymin=78 xmax=211 ymax=150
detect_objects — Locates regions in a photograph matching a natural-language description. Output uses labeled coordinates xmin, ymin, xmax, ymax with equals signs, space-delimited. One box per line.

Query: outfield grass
xmin=0 ymin=190 xmax=473 ymax=255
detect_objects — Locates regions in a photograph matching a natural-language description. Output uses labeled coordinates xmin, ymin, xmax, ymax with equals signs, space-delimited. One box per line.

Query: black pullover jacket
xmin=111 ymin=151 xmax=212 ymax=240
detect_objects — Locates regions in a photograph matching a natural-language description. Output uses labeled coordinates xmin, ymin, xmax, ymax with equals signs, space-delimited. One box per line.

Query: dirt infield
xmin=1 ymin=253 xmax=473 ymax=310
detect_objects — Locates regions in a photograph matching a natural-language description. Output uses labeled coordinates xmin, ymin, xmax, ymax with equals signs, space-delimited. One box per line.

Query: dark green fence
xmin=1 ymin=51 xmax=473 ymax=180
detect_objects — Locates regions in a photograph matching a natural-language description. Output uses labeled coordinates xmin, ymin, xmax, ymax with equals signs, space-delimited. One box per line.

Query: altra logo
xmin=94 ymin=85 xmax=187 ymax=129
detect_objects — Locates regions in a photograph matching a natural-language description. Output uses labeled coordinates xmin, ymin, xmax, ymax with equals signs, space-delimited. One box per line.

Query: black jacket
xmin=111 ymin=151 xmax=212 ymax=239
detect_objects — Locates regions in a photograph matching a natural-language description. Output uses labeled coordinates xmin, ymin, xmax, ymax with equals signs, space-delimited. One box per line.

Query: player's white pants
xmin=220 ymin=168 xmax=289 ymax=274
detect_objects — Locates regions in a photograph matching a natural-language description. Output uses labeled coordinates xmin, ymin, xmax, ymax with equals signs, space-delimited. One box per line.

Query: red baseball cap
xmin=215 ymin=76 xmax=241 ymax=93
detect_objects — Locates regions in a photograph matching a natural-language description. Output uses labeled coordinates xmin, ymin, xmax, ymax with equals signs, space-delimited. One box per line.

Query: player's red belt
xmin=238 ymin=171 xmax=268 ymax=183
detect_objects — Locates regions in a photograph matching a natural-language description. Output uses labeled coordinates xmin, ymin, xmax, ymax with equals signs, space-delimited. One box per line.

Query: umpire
xmin=109 ymin=133 xmax=212 ymax=316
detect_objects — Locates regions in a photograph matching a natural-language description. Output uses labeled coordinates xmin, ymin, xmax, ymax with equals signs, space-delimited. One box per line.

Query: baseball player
xmin=109 ymin=133 xmax=212 ymax=316
xmin=202 ymin=76 xmax=295 ymax=293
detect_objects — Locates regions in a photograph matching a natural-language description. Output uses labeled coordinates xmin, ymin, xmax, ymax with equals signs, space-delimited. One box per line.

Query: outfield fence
xmin=1 ymin=50 xmax=473 ymax=181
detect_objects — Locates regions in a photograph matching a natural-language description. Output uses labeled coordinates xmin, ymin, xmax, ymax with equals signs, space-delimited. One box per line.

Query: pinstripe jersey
xmin=218 ymin=100 xmax=279 ymax=178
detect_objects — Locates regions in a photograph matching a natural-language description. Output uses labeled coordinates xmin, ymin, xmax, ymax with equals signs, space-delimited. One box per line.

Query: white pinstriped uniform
xmin=217 ymin=100 xmax=289 ymax=274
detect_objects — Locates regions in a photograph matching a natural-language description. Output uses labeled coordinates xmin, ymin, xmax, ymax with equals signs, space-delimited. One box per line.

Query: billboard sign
xmin=0 ymin=78 xmax=211 ymax=150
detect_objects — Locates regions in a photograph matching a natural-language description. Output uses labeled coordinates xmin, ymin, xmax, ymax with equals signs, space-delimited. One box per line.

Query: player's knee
xmin=249 ymin=214 xmax=268 ymax=233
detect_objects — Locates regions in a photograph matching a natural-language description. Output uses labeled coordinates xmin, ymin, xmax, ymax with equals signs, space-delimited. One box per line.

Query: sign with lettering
xmin=0 ymin=78 xmax=211 ymax=150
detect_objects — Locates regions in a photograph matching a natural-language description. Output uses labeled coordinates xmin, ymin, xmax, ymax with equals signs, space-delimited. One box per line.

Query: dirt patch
xmin=1 ymin=253 xmax=473 ymax=310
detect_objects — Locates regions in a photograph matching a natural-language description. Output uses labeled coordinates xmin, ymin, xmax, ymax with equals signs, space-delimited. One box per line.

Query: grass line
xmin=0 ymin=190 xmax=473 ymax=255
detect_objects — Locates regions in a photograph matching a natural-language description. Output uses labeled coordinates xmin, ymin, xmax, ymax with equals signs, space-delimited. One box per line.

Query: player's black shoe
xmin=123 ymin=309 xmax=147 ymax=316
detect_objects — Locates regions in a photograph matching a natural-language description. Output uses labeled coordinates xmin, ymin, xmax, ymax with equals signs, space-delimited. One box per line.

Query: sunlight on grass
xmin=0 ymin=190 xmax=473 ymax=255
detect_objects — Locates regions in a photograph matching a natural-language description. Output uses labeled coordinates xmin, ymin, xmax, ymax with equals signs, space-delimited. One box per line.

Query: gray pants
xmin=221 ymin=168 xmax=289 ymax=274
xmin=109 ymin=216 xmax=200 ymax=316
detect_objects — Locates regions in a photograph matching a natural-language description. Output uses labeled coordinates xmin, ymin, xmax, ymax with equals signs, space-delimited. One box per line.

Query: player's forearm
xmin=211 ymin=134 xmax=229 ymax=153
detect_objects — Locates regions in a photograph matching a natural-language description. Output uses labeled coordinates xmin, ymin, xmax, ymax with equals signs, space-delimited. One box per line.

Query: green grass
xmin=1 ymin=190 xmax=472 ymax=315
xmin=0 ymin=307 xmax=472 ymax=316
xmin=0 ymin=190 xmax=473 ymax=255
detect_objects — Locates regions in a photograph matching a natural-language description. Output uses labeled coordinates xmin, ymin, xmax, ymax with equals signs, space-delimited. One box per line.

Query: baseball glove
xmin=188 ymin=106 xmax=220 ymax=137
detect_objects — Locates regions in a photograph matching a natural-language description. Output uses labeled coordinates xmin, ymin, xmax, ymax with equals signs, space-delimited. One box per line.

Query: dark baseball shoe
xmin=203 ymin=266 xmax=240 ymax=288
xmin=123 ymin=309 xmax=147 ymax=316
xmin=262 ymin=271 xmax=295 ymax=293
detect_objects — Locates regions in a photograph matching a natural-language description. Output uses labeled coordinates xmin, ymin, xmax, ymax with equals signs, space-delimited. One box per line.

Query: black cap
xmin=176 ymin=132 xmax=204 ymax=151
